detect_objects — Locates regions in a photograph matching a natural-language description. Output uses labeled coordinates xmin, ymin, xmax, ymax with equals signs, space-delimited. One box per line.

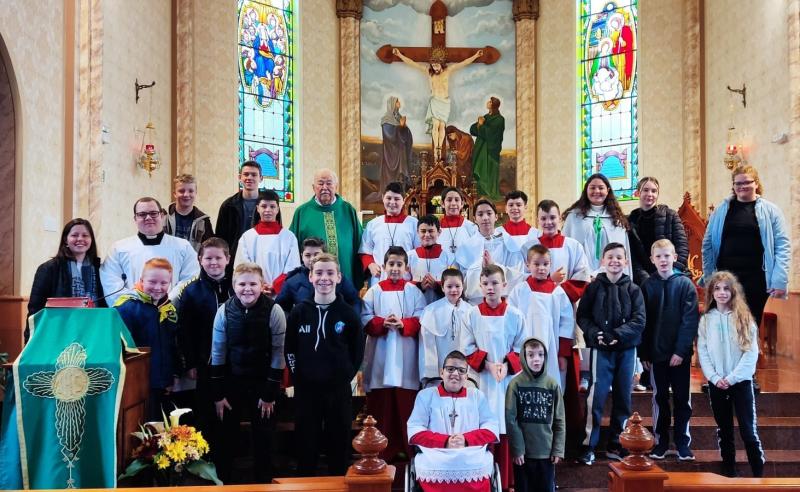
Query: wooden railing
xmin=608 ymin=413 xmax=800 ymax=491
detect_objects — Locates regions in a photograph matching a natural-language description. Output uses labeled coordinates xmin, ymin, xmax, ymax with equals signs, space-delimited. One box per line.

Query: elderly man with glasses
xmin=100 ymin=197 xmax=200 ymax=305
xmin=407 ymin=350 xmax=499 ymax=492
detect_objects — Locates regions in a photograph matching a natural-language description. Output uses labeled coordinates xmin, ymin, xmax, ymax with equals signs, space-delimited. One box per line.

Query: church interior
xmin=2 ymin=0 xmax=800 ymax=491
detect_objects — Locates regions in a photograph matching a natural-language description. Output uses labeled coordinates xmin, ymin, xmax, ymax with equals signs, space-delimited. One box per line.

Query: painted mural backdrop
xmin=360 ymin=0 xmax=516 ymax=213
xmin=578 ymin=0 xmax=638 ymax=200
xmin=237 ymin=0 xmax=295 ymax=201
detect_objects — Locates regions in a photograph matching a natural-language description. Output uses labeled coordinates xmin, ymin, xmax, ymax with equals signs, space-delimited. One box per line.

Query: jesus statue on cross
xmin=392 ymin=47 xmax=483 ymax=163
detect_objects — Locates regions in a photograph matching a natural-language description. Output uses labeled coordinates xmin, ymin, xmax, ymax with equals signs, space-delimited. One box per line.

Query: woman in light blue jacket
xmin=702 ymin=164 xmax=790 ymax=326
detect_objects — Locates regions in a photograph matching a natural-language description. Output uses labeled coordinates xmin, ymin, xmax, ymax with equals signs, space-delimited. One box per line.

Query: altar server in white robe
xmin=408 ymin=215 xmax=455 ymax=305
xmin=461 ymin=200 xmax=526 ymax=304
xmin=562 ymin=174 xmax=632 ymax=276
xmin=234 ymin=190 xmax=300 ymax=295
xmin=522 ymin=199 xmax=591 ymax=303
xmin=497 ymin=190 xmax=539 ymax=250
xmin=359 ymin=182 xmax=419 ymax=286
xmin=101 ymin=197 xmax=200 ymax=305
xmin=362 ymin=245 xmax=427 ymax=460
xmin=419 ymin=268 xmax=473 ymax=386
xmin=507 ymin=244 xmax=575 ymax=390
xmin=463 ymin=264 xmax=526 ymax=490
xmin=437 ymin=187 xmax=478 ymax=258
xmin=408 ymin=350 xmax=499 ymax=492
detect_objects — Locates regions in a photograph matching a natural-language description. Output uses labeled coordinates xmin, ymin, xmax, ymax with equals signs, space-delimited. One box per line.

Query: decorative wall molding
xmin=515 ymin=16 xmax=536 ymax=216
xmin=682 ymin=0 xmax=704 ymax=213
xmin=513 ymin=0 xmax=539 ymax=21
xmin=336 ymin=0 xmax=363 ymax=20
xmin=787 ymin=0 xmax=800 ymax=288
xmin=339 ymin=16 xmax=361 ymax=212
xmin=174 ymin=0 xmax=194 ymax=177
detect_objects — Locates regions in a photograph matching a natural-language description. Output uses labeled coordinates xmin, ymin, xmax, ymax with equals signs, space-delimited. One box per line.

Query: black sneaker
xmin=606 ymin=447 xmax=629 ymax=461
xmin=576 ymin=450 xmax=595 ymax=465
xmin=721 ymin=462 xmax=739 ymax=478
xmin=649 ymin=443 xmax=669 ymax=459
xmin=677 ymin=446 xmax=695 ymax=461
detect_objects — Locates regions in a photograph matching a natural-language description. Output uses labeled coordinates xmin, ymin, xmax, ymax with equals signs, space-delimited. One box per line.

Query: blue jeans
xmin=582 ymin=348 xmax=635 ymax=451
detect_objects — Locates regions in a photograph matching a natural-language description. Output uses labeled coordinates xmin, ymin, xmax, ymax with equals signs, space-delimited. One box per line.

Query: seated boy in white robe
xmin=234 ymin=190 xmax=300 ymax=295
xmin=359 ymin=182 xmax=419 ymax=287
xmin=463 ymin=265 xmax=526 ymax=490
xmin=362 ymin=245 xmax=427 ymax=461
xmin=408 ymin=350 xmax=499 ymax=492
xmin=461 ymin=200 xmax=525 ymax=304
xmin=408 ymin=215 xmax=456 ymax=305
xmin=497 ymin=190 xmax=539 ymax=250
xmin=419 ymin=268 xmax=473 ymax=386
xmin=507 ymin=244 xmax=574 ymax=390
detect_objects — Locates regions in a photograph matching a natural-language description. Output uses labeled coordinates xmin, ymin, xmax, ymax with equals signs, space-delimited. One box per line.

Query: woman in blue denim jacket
xmin=702 ymin=164 xmax=790 ymax=326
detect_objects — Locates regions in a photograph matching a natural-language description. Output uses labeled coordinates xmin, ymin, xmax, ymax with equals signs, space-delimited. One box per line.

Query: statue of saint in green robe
xmin=470 ymin=104 xmax=505 ymax=200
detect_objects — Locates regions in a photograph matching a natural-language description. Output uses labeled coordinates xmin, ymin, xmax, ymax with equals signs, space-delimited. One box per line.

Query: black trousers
xmin=294 ymin=380 xmax=353 ymax=476
xmin=649 ymin=359 xmax=692 ymax=448
xmin=215 ymin=379 xmax=275 ymax=483
xmin=708 ymin=380 xmax=765 ymax=477
xmin=727 ymin=268 xmax=770 ymax=327
xmin=513 ymin=458 xmax=555 ymax=492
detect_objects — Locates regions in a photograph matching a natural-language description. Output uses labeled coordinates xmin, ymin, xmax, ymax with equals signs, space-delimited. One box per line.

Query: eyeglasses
xmin=733 ymin=180 xmax=755 ymax=187
xmin=443 ymin=366 xmax=468 ymax=375
xmin=135 ymin=211 xmax=163 ymax=219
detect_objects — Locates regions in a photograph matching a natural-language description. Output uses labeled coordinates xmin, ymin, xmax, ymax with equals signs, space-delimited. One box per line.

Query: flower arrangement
xmin=119 ymin=408 xmax=221 ymax=485
xmin=430 ymin=195 xmax=443 ymax=207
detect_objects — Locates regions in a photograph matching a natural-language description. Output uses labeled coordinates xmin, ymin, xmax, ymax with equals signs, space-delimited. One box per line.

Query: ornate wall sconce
xmin=137 ymin=121 xmax=161 ymax=176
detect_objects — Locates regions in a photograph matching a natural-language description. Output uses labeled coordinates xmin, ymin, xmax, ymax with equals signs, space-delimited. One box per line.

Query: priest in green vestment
xmin=289 ymin=168 xmax=363 ymax=286
xmin=470 ymin=96 xmax=505 ymax=201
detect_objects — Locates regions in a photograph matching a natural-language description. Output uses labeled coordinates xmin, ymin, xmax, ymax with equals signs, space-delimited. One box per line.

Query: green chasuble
xmin=289 ymin=194 xmax=364 ymax=287
xmin=470 ymin=112 xmax=505 ymax=200
xmin=0 ymin=308 xmax=137 ymax=489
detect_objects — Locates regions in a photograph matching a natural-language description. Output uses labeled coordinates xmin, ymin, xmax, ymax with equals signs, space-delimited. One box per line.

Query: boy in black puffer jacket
xmin=640 ymin=239 xmax=699 ymax=461
xmin=285 ymin=253 xmax=363 ymax=477
xmin=575 ymin=243 xmax=645 ymax=465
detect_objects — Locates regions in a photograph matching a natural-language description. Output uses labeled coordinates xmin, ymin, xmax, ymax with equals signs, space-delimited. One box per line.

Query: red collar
xmin=384 ymin=213 xmax=407 ymax=224
xmin=440 ymin=215 xmax=465 ymax=228
xmin=378 ymin=279 xmax=408 ymax=291
xmin=416 ymin=244 xmax=443 ymax=259
xmin=503 ymin=220 xmax=531 ymax=236
xmin=526 ymin=276 xmax=557 ymax=293
xmin=478 ymin=300 xmax=508 ymax=316
xmin=538 ymin=232 xmax=565 ymax=248
xmin=255 ymin=221 xmax=282 ymax=235
xmin=437 ymin=384 xmax=467 ymax=398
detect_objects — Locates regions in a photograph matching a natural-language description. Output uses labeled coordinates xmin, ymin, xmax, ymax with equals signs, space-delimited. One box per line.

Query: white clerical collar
xmin=315 ymin=195 xmax=337 ymax=206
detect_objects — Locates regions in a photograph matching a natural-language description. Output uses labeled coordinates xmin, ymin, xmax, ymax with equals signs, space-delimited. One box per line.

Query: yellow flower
xmin=155 ymin=454 xmax=170 ymax=470
xmin=165 ymin=441 xmax=188 ymax=463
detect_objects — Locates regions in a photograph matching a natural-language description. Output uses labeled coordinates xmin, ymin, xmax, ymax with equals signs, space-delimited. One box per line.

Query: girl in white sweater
xmin=697 ymin=270 xmax=764 ymax=478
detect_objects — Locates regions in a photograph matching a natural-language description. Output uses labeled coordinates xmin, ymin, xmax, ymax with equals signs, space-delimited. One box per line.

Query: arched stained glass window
xmin=578 ymin=0 xmax=638 ymax=200
xmin=238 ymin=0 xmax=295 ymax=201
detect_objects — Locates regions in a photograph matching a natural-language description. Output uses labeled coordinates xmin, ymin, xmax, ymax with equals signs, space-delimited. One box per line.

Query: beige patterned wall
xmin=704 ymin=0 xmax=791 ymax=216
xmin=0 ymin=0 xmax=66 ymax=296
xmin=537 ymin=0 xmax=686 ymax=213
xmin=191 ymin=0 xmax=239 ymax=224
xmin=97 ymin=0 xmax=172 ymax=254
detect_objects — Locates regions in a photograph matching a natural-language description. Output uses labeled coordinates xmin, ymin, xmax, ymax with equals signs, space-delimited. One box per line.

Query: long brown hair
xmin=562 ymin=173 xmax=628 ymax=229
xmin=704 ymin=271 xmax=755 ymax=351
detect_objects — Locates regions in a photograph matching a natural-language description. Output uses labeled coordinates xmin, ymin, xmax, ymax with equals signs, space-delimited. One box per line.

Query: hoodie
xmin=284 ymin=295 xmax=364 ymax=385
xmin=576 ymin=273 xmax=645 ymax=351
xmin=640 ymin=271 xmax=699 ymax=363
xmin=505 ymin=337 xmax=565 ymax=460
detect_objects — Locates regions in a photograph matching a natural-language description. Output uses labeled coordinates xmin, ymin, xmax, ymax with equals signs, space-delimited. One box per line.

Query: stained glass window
xmin=578 ymin=0 xmax=638 ymax=200
xmin=238 ymin=0 xmax=295 ymax=201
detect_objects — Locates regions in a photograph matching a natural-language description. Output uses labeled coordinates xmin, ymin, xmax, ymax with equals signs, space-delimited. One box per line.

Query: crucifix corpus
xmin=377 ymin=0 xmax=500 ymax=164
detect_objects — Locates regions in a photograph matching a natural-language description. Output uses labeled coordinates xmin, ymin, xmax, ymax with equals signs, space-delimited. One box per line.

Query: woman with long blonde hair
xmin=697 ymin=270 xmax=764 ymax=478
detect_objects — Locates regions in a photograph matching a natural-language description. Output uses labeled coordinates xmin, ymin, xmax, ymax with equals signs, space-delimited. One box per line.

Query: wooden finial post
xmin=351 ymin=415 xmax=388 ymax=474
xmin=619 ymin=412 xmax=655 ymax=471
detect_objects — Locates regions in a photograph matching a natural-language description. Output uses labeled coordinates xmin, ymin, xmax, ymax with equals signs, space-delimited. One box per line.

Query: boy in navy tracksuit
xmin=285 ymin=253 xmax=363 ymax=477
xmin=576 ymin=243 xmax=645 ymax=465
xmin=276 ymin=236 xmax=362 ymax=315
xmin=640 ymin=239 xmax=699 ymax=461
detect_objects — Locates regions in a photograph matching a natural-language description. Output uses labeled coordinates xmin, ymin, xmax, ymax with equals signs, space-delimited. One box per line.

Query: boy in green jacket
xmin=506 ymin=337 xmax=565 ymax=492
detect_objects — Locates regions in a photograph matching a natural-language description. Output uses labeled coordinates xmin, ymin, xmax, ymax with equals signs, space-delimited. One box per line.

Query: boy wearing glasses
xmin=101 ymin=197 xmax=200 ymax=305
xmin=407 ymin=350 xmax=499 ymax=492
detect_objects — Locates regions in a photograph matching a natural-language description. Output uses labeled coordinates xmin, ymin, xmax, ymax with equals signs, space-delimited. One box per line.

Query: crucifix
xmin=449 ymin=402 xmax=459 ymax=429
xmin=377 ymin=0 xmax=500 ymax=164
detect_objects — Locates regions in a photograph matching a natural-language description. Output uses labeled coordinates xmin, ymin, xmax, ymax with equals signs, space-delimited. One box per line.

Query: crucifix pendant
xmin=449 ymin=405 xmax=458 ymax=428
xmin=450 ymin=242 xmax=457 ymax=253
